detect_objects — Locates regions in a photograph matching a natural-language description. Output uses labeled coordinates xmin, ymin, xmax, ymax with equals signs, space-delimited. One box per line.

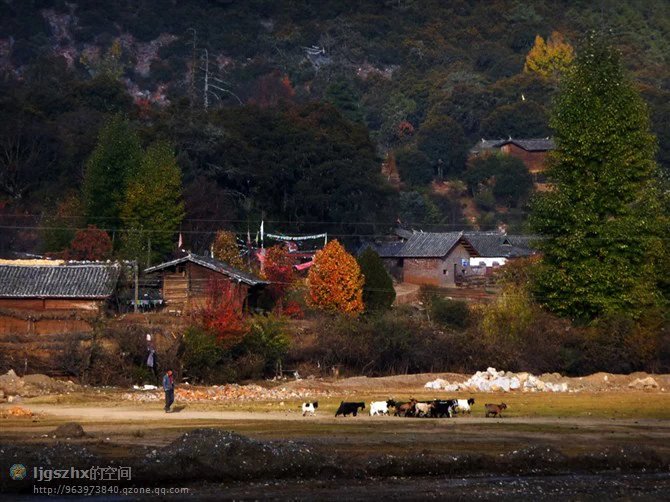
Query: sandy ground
xmin=3 ymin=374 xmax=670 ymax=499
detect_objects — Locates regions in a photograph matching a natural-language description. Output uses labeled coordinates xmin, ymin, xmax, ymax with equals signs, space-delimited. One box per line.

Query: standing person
xmin=163 ymin=370 xmax=174 ymax=413
xmin=147 ymin=348 xmax=157 ymax=378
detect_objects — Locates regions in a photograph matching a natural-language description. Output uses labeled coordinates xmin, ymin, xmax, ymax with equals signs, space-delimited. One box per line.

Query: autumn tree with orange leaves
xmin=307 ymin=240 xmax=364 ymax=315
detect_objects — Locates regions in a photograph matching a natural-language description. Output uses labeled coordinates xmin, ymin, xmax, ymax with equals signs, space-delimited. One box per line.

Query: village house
xmin=144 ymin=253 xmax=267 ymax=314
xmin=0 ymin=260 xmax=121 ymax=314
xmin=368 ymin=231 xmax=537 ymax=287
xmin=0 ymin=260 xmax=122 ymax=371
xmin=468 ymin=137 xmax=555 ymax=189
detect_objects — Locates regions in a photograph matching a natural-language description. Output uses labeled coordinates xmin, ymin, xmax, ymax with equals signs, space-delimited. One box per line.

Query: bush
xmin=240 ymin=314 xmax=290 ymax=376
xmin=180 ymin=326 xmax=224 ymax=383
xmin=430 ymin=298 xmax=470 ymax=329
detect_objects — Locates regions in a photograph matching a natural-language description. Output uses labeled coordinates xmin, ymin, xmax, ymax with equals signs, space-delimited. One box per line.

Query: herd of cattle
xmin=301 ymin=399 xmax=508 ymax=418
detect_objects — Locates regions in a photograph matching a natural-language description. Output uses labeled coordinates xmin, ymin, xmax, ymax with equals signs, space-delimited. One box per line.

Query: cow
xmin=430 ymin=399 xmax=457 ymax=418
xmin=454 ymin=398 xmax=475 ymax=415
xmin=485 ymin=403 xmax=507 ymax=418
xmin=302 ymin=401 xmax=318 ymax=416
xmin=335 ymin=401 xmax=365 ymax=417
xmin=369 ymin=401 xmax=390 ymax=416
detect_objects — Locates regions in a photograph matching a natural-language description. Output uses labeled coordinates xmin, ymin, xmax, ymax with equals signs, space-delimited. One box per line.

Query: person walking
xmin=163 ymin=369 xmax=175 ymax=413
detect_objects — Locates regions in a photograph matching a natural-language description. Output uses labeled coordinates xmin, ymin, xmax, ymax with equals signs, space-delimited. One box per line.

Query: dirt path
xmin=11 ymin=404 xmax=670 ymax=429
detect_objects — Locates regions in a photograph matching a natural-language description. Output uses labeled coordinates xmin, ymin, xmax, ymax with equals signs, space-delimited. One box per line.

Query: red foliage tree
xmin=67 ymin=225 xmax=113 ymax=260
xmin=249 ymin=70 xmax=295 ymax=108
xmin=263 ymin=245 xmax=296 ymax=309
xmin=199 ymin=277 xmax=248 ymax=348
xmin=396 ymin=120 xmax=415 ymax=139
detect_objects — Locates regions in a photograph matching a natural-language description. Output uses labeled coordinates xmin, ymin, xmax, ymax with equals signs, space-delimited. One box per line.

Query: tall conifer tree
xmin=357 ymin=247 xmax=395 ymax=312
xmin=530 ymin=34 xmax=667 ymax=321
xmin=83 ymin=115 xmax=142 ymax=230
xmin=120 ymin=141 xmax=184 ymax=263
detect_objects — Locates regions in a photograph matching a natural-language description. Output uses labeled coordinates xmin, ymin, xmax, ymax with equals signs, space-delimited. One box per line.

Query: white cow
xmin=369 ymin=400 xmax=390 ymax=416
xmin=455 ymin=398 xmax=475 ymax=414
xmin=302 ymin=401 xmax=318 ymax=416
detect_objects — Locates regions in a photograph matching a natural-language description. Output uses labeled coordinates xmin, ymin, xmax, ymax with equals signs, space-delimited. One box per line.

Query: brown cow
xmin=484 ymin=403 xmax=507 ymax=418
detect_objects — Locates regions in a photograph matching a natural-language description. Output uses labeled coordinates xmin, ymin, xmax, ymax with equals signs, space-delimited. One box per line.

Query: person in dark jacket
xmin=163 ymin=370 xmax=175 ymax=412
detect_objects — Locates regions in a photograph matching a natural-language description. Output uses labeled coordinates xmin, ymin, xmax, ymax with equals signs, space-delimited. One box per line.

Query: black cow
xmin=430 ymin=399 xmax=457 ymax=418
xmin=335 ymin=401 xmax=366 ymax=417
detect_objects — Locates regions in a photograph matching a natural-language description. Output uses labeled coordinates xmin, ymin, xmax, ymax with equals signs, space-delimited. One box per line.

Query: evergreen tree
xmin=325 ymin=79 xmax=364 ymax=123
xmin=530 ymin=34 xmax=667 ymax=321
xmin=120 ymin=141 xmax=184 ymax=264
xmin=395 ymin=148 xmax=433 ymax=186
xmin=83 ymin=115 xmax=142 ymax=230
xmin=357 ymin=247 xmax=395 ymax=312
xmin=416 ymin=115 xmax=467 ymax=178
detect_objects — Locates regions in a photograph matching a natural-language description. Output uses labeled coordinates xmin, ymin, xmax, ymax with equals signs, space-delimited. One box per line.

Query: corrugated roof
xmin=0 ymin=263 xmax=121 ymax=298
xmin=396 ymin=232 xmax=463 ymax=258
xmin=144 ymin=253 xmax=267 ymax=286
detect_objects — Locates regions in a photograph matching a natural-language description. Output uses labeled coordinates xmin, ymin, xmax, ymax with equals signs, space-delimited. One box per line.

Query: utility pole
xmin=133 ymin=260 xmax=139 ymax=314
xmin=146 ymin=236 xmax=151 ymax=269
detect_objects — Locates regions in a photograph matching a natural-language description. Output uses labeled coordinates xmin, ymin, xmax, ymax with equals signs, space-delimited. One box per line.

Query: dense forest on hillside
xmin=1 ymin=0 xmax=670 ymax=258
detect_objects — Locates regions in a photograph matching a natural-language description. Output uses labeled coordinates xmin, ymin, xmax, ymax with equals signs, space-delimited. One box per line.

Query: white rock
xmin=424 ymin=379 xmax=446 ymax=390
xmin=628 ymin=377 xmax=658 ymax=390
xmin=510 ymin=377 xmax=521 ymax=390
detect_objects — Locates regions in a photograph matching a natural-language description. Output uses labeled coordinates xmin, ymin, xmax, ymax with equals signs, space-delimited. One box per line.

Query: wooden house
xmin=144 ymin=253 xmax=267 ymax=314
xmin=469 ymin=137 xmax=555 ymax=189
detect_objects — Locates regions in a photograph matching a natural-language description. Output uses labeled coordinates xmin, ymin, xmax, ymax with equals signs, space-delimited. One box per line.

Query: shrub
xmin=430 ymin=297 xmax=470 ymax=329
xmin=180 ymin=326 xmax=224 ymax=383
xmin=240 ymin=314 xmax=290 ymax=376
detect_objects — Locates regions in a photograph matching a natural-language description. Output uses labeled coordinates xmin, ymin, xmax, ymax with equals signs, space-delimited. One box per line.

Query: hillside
xmin=1 ymin=0 xmax=669 ymax=255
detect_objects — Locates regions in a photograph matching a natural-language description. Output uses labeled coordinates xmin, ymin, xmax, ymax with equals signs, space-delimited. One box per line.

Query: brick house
xmin=368 ymin=231 xmax=537 ymax=287
xmin=393 ymin=232 xmax=473 ymax=287
xmin=144 ymin=253 xmax=267 ymax=314
xmin=469 ymin=138 xmax=555 ymax=189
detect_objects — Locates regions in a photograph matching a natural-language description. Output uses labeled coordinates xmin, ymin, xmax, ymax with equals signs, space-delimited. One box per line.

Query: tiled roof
xmin=463 ymin=232 xmax=509 ymax=257
xmin=510 ymin=138 xmax=555 ymax=151
xmin=393 ymin=227 xmax=415 ymax=240
xmin=395 ymin=232 xmax=464 ymax=258
xmin=144 ymin=253 xmax=267 ymax=286
xmin=463 ymin=232 xmax=538 ymax=258
xmin=0 ymin=263 xmax=121 ymax=298
xmin=359 ymin=241 xmax=406 ymax=258
xmin=470 ymin=138 xmax=555 ymax=154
